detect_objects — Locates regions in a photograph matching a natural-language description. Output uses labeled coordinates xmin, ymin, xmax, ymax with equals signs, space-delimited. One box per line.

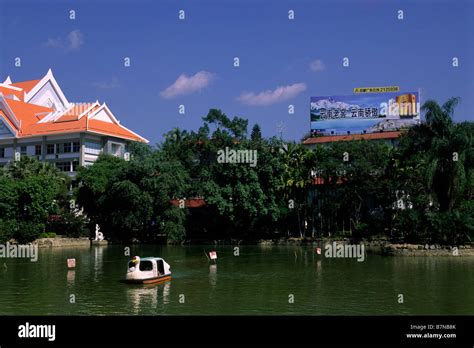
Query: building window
xmin=20 ymin=146 xmax=27 ymax=156
xmin=63 ymin=142 xmax=72 ymax=153
xmin=0 ymin=148 xmax=4 ymax=158
xmin=111 ymin=143 xmax=123 ymax=157
xmin=47 ymin=144 xmax=55 ymax=154
xmin=85 ymin=141 xmax=101 ymax=155
xmin=73 ymin=142 xmax=80 ymax=153
xmin=35 ymin=145 xmax=42 ymax=156
xmin=72 ymin=160 xmax=79 ymax=172
xmin=56 ymin=161 xmax=71 ymax=172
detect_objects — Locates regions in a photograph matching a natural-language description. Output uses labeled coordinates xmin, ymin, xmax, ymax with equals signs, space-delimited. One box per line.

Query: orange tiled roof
xmin=54 ymin=103 xmax=98 ymax=122
xmin=170 ymin=198 xmax=207 ymax=208
xmin=0 ymin=86 xmax=24 ymax=100
xmin=1 ymin=73 xmax=147 ymax=142
xmin=17 ymin=113 xmax=146 ymax=142
xmin=10 ymin=79 xmax=41 ymax=93
xmin=21 ymin=116 xmax=87 ymax=137
xmin=312 ymin=177 xmax=346 ymax=185
xmin=5 ymin=98 xmax=53 ymax=127
xmin=302 ymin=131 xmax=403 ymax=145
xmin=88 ymin=119 xmax=146 ymax=142
xmin=54 ymin=115 xmax=79 ymax=122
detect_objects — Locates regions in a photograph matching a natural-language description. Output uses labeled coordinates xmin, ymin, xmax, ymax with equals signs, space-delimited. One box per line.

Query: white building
xmin=0 ymin=69 xmax=148 ymax=176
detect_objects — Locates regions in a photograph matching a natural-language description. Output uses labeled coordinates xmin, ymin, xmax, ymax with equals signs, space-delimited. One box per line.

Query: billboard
xmin=310 ymin=91 xmax=420 ymax=136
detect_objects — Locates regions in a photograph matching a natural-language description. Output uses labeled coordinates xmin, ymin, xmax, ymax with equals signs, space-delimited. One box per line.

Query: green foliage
xmin=0 ymin=220 xmax=16 ymax=244
xmin=46 ymin=212 xmax=90 ymax=238
xmin=427 ymin=201 xmax=474 ymax=244
xmin=39 ymin=232 xmax=57 ymax=239
xmin=0 ymin=176 xmax=17 ymax=219
xmin=1 ymin=102 xmax=471 ymax=245
xmin=161 ymin=207 xmax=186 ymax=242
xmin=250 ymin=123 xmax=262 ymax=143
xmin=387 ymin=98 xmax=473 ymax=243
xmin=14 ymin=221 xmax=44 ymax=244
xmin=0 ymin=157 xmax=69 ymax=243
xmin=203 ymin=109 xmax=248 ymax=139
xmin=76 ymin=151 xmax=190 ymax=242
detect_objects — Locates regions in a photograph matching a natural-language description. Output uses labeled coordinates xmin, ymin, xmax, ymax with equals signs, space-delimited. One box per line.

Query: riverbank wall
xmin=255 ymin=238 xmax=474 ymax=256
xmin=32 ymin=237 xmax=93 ymax=248
xmin=12 ymin=236 xmax=473 ymax=256
xmin=181 ymin=237 xmax=474 ymax=256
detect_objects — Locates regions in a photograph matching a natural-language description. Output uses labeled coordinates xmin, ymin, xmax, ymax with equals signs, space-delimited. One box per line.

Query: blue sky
xmin=0 ymin=0 xmax=472 ymax=145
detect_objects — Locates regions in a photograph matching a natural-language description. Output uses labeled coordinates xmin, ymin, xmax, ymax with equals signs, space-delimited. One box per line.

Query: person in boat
xmin=128 ymin=256 xmax=140 ymax=272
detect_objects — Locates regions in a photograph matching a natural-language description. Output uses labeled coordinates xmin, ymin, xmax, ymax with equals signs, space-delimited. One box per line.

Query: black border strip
xmin=0 ymin=315 xmax=472 ymax=346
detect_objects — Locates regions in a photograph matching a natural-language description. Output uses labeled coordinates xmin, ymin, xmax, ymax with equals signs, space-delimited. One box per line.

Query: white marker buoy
xmin=209 ymin=251 xmax=217 ymax=260
xmin=67 ymin=258 xmax=76 ymax=269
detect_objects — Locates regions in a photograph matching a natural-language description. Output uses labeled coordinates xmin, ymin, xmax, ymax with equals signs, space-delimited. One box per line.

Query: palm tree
xmin=279 ymin=143 xmax=315 ymax=237
xmin=419 ymin=97 xmax=470 ymax=212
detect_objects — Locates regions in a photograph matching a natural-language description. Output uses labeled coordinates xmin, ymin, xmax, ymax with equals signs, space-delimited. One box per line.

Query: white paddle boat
xmin=124 ymin=256 xmax=171 ymax=284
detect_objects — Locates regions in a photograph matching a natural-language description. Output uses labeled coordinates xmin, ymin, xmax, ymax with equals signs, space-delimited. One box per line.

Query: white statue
xmin=95 ymin=224 xmax=104 ymax=241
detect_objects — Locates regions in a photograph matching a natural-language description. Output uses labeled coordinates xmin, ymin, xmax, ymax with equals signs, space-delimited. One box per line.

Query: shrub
xmin=161 ymin=207 xmax=187 ymax=242
xmin=428 ymin=209 xmax=474 ymax=245
xmin=352 ymin=222 xmax=369 ymax=238
xmin=39 ymin=232 xmax=57 ymax=239
xmin=14 ymin=222 xmax=44 ymax=243
xmin=0 ymin=220 xmax=16 ymax=244
xmin=46 ymin=212 xmax=90 ymax=238
xmin=392 ymin=210 xmax=426 ymax=243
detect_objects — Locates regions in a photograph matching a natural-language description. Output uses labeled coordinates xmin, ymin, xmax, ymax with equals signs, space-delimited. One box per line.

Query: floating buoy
xmin=315 ymin=247 xmax=321 ymax=255
xmin=209 ymin=251 xmax=217 ymax=260
xmin=67 ymin=258 xmax=76 ymax=269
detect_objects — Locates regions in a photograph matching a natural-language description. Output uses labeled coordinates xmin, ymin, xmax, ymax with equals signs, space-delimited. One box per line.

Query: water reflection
xmin=127 ymin=281 xmax=171 ymax=313
xmin=93 ymin=246 xmax=105 ymax=282
xmin=163 ymin=282 xmax=171 ymax=305
xmin=315 ymin=260 xmax=322 ymax=276
xmin=67 ymin=270 xmax=75 ymax=286
xmin=127 ymin=285 xmax=158 ymax=313
xmin=209 ymin=264 xmax=217 ymax=287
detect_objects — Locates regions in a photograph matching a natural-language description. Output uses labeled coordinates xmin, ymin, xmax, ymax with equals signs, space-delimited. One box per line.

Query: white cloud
xmin=93 ymin=77 xmax=120 ymax=89
xmin=309 ymin=59 xmax=325 ymax=72
xmin=160 ymin=71 xmax=215 ymax=99
xmin=67 ymin=30 xmax=84 ymax=50
xmin=44 ymin=37 xmax=63 ymax=48
xmin=43 ymin=30 xmax=84 ymax=51
xmin=238 ymin=83 xmax=307 ymax=106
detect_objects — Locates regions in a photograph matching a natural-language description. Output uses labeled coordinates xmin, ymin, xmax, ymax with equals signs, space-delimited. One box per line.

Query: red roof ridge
xmin=303 ymin=131 xmax=403 ymax=144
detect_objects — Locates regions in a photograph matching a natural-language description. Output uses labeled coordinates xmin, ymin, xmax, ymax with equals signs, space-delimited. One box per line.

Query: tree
xmin=0 ymin=157 xmax=70 ymax=242
xmin=202 ymin=109 xmax=248 ymax=140
xmin=75 ymin=154 xmax=126 ymax=229
xmin=76 ymin=149 xmax=191 ymax=242
xmin=278 ymin=143 xmax=315 ymax=237
xmin=101 ymin=180 xmax=153 ymax=241
xmin=250 ymin=123 xmax=262 ymax=143
xmin=393 ymin=98 xmax=473 ymax=243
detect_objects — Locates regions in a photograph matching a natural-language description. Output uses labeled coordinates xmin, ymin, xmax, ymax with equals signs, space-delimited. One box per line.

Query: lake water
xmin=0 ymin=245 xmax=472 ymax=315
